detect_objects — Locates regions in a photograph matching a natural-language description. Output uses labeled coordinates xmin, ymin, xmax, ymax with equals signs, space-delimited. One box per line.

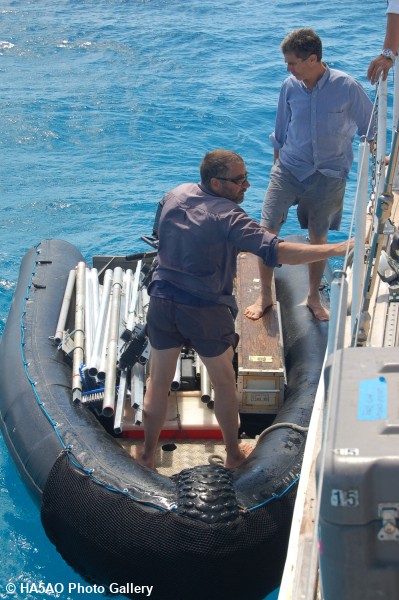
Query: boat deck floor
xmin=117 ymin=437 xmax=257 ymax=476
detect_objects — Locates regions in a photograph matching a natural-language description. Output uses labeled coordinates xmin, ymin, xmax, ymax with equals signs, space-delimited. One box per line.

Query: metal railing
xmin=327 ymin=67 xmax=399 ymax=356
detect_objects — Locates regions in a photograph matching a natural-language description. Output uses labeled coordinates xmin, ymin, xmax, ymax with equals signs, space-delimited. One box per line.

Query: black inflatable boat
xmin=0 ymin=238 xmax=328 ymax=600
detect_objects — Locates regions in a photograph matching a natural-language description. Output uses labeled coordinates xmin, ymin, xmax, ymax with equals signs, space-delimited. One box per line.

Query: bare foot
xmin=133 ymin=445 xmax=156 ymax=470
xmin=244 ymin=293 xmax=273 ymax=321
xmin=225 ymin=442 xmax=254 ymax=468
xmin=306 ymin=297 xmax=329 ymax=321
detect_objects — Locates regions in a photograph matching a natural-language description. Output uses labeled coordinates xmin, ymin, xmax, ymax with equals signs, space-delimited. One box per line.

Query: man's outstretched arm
xmin=277 ymin=239 xmax=353 ymax=265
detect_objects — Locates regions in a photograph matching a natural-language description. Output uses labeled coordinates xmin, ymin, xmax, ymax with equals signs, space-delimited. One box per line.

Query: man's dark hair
xmin=281 ymin=28 xmax=322 ymax=62
xmin=200 ymin=149 xmax=244 ymax=187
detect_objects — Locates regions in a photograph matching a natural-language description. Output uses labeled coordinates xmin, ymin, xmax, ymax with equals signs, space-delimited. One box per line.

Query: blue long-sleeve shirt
xmin=150 ymin=182 xmax=280 ymax=314
xmin=270 ymin=65 xmax=374 ymax=182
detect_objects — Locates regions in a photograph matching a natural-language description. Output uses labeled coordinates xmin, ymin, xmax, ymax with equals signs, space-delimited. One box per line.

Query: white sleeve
xmin=387 ymin=0 xmax=399 ymax=14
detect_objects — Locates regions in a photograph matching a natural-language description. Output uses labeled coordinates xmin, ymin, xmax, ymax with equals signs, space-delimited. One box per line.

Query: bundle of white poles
xmin=54 ymin=260 xmax=150 ymax=432
xmin=54 ymin=259 xmax=214 ymax=434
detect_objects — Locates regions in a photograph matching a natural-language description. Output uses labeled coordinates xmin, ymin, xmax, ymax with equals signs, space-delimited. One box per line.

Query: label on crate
xmin=248 ymin=355 xmax=273 ymax=362
xmin=333 ymin=448 xmax=360 ymax=456
xmin=330 ymin=489 xmax=359 ymax=508
xmin=358 ymin=376 xmax=387 ymax=421
xmin=244 ymin=392 xmax=277 ymax=406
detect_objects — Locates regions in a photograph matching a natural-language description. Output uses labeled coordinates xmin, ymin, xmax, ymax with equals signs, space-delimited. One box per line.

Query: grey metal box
xmin=318 ymin=347 xmax=399 ymax=600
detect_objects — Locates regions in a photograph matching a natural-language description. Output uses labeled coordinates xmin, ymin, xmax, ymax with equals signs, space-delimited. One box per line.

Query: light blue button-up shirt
xmin=270 ymin=65 xmax=374 ymax=182
xmin=388 ymin=0 xmax=399 ymax=15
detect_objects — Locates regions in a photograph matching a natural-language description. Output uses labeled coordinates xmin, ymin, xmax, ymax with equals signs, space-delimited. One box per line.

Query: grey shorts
xmin=146 ymin=296 xmax=238 ymax=357
xmin=260 ymin=161 xmax=346 ymax=238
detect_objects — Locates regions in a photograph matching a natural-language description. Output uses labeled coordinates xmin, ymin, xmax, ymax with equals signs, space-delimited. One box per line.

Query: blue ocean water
xmin=0 ymin=1 xmax=388 ymax=599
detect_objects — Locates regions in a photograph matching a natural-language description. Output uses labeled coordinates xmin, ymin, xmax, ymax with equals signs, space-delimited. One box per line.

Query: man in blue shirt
xmin=245 ymin=28 xmax=374 ymax=321
xmin=135 ymin=149 xmax=352 ymax=471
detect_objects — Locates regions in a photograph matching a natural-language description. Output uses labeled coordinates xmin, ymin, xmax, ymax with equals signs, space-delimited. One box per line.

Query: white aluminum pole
xmin=114 ymin=369 xmax=128 ymax=434
xmin=125 ymin=260 xmax=142 ymax=334
xmin=351 ymin=140 xmax=370 ymax=333
xmin=91 ymin=268 xmax=100 ymax=332
xmin=88 ymin=268 xmax=113 ymax=377
xmin=118 ymin=276 xmax=127 ymax=347
xmin=54 ymin=268 xmax=76 ymax=344
xmin=72 ymin=262 xmax=86 ymax=402
xmin=84 ymin=267 xmax=94 ymax=366
xmin=131 ymin=362 xmax=145 ymax=426
xmin=136 ymin=282 xmax=143 ymax=318
xmin=131 ymin=362 xmax=145 ymax=409
xmin=200 ymin=361 xmax=211 ymax=402
xmin=141 ymin=284 xmax=150 ymax=317
xmin=102 ymin=267 xmax=123 ymax=417
xmin=377 ymin=77 xmax=388 ymax=197
xmin=123 ymin=269 xmax=133 ymax=324
xmin=171 ymin=355 xmax=181 ymax=391
xmin=195 ymin=353 xmax=202 ymax=378
xmin=97 ymin=297 xmax=112 ymax=382
xmin=134 ymin=409 xmax=143 ymax=427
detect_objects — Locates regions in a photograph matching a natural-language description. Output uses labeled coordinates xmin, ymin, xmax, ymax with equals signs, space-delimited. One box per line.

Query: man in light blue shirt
xmin=245 ymin=28 xmax=374 ymax=321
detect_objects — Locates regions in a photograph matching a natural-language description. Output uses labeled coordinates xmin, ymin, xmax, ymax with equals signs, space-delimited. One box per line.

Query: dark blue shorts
xmin=146 ymin=296 xmax=238 ymax=358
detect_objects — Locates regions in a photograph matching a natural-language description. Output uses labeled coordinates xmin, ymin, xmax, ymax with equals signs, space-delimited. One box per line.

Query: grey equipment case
xmin=318 ymin=346 xmax=399 ymax=600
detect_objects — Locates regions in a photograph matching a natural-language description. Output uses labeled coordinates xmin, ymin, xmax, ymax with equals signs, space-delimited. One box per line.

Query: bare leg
xmin=135 ymin=346 xmax=182 ymax=470
xmin=201 ymin=346 xmax=252 ymax=468
xmin=244 ymin=227 xmax=279 ymax=321
xmin=306 ymin=232 xmax=329 ymax=321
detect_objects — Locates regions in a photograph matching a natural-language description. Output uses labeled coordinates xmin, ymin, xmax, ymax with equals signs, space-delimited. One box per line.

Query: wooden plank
xmin=236 ymin=252 xmax=283 ymax=373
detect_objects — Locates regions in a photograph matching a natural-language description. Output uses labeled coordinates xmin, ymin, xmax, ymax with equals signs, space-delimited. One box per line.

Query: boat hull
xmin=0 ymin=238 xmax=328 ymax=600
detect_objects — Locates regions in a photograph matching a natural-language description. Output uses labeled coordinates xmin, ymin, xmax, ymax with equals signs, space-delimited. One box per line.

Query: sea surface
xmin=0 ymin=1 xmax=390 ymax=599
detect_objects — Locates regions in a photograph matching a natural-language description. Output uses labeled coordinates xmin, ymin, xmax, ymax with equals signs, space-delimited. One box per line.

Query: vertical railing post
xmin=327 ymin=271 xmax=348 ymax=356
xmin=393 ymin=60 xmax=399 ymax=148
xmin=351 ymin=139 xmax=370 ymax=334
xmin=377 ymin=78 xmax=388 ymax=197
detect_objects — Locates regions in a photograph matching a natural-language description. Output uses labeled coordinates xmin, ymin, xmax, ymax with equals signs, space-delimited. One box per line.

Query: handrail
xmin=338 ymin=70 xmax=399 ymax=349
xmin=377 ymin=78 xmax=388 ymax=197
xmin=350 ymin=139 xmax=371 ymax=336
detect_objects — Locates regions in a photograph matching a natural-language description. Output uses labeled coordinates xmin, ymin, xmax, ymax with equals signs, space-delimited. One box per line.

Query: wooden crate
xmin=236 ymin=252 xmax=285 ymax=414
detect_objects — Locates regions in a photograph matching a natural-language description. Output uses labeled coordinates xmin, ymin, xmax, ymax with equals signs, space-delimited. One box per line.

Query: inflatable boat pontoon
xmin=0 ymin=237 xmax=328 ymax=600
